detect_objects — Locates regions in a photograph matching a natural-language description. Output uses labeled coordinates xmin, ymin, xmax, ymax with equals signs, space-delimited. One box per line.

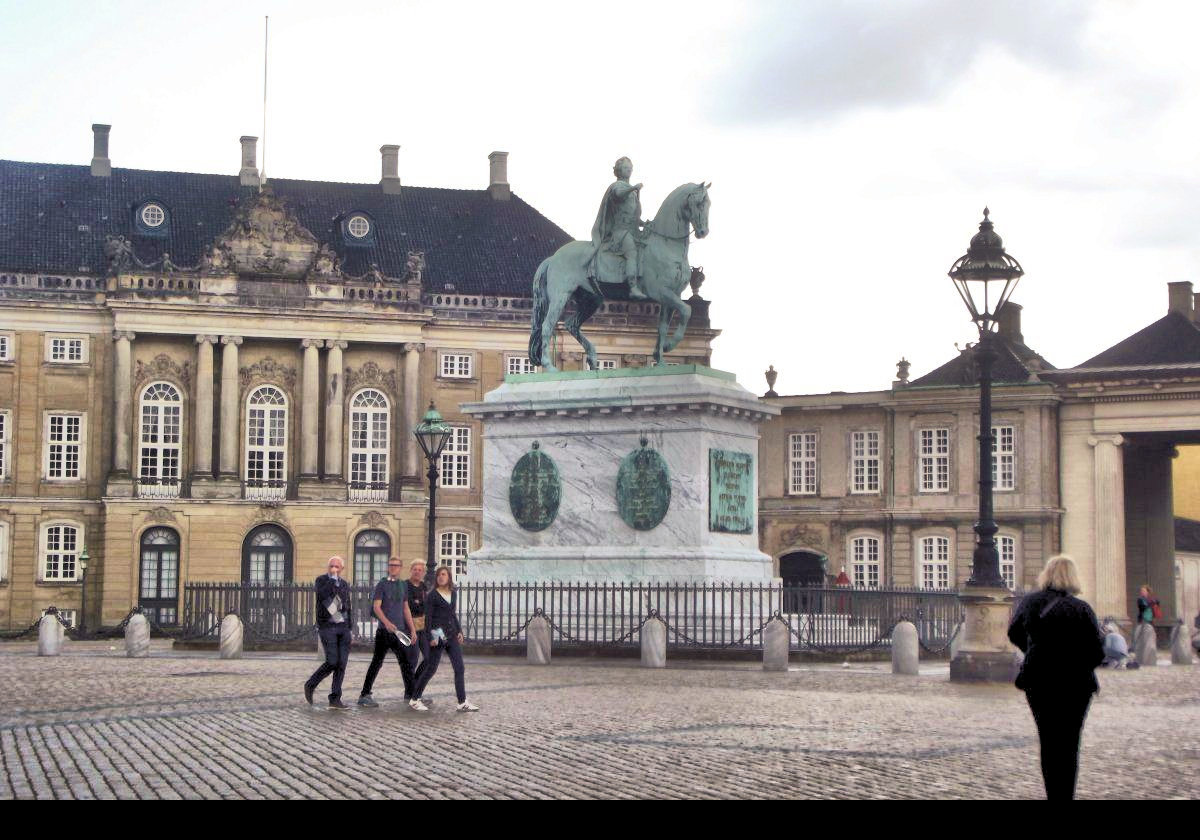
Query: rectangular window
xmin=851 ymin=431 xmax=880 ymax=493
xmin=46 ymin=414 xmax=83 ymax=479
xmin=998 ymin=535 xmax=1016 ymax=590
xmin=992 ymin=425 xmax=1015 ymax=491
xmin=0 ymin=334 xmax=11 ymax=361
xmin=506 ymin=356 xmax=536 ymax=376
xmin=0 ymin=412 xmax=8 ymax=479
xmin=43 ymin=524 xmax=80 ymax=581
xmin=439 ymin=426 xmax=471 ymax=488
xmin=919 ymin=428 xmax=951 ymax=492
xmin=597 ymin=359 xmax=618 ymax=370
xmin=851 ymin=536 xmax=880 ymax=588
xmin=49 ymin=337 xmax=85 ymax=363
xmin=919 ymin=536 xmax=951 ymax=591
xmin=439 ymin=353 xmax=473 ymax=378
xmin=439 ymin=531 xmax=470 ymax=579
xmin=788 ymin=432 xmax=817 ymax=495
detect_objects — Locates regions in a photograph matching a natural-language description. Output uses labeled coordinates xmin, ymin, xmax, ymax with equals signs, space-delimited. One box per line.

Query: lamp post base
xmin=949 ymin=586 xmax=1020 ymax=684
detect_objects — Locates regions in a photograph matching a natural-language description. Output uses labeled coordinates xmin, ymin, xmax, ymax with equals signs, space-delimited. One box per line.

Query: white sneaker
xmin=409 ymin=698 xmax=429 ymax=712
xmin=457 ymin=700 xmax=479 ymax=712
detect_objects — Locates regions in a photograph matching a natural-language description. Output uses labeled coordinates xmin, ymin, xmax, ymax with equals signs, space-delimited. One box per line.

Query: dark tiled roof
xmin=1176 ymin=516 xmax=1200 ymax=553
xmin=1077 ymin=312 xmax=1200 ymax=368
xmin=908 ymin=334 xmax=1054 ymax=388
xmin=0 ymin=159 xmax=572 ymax=296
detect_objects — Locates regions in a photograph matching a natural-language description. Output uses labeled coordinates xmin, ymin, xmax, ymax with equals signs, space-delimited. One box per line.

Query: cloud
xmin=712 ymin=0 xmax=1093 ymax=122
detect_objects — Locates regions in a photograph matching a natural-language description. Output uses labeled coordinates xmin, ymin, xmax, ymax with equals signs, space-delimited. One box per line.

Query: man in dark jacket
xmin=304 ymin=556 xmax=353 ymax=709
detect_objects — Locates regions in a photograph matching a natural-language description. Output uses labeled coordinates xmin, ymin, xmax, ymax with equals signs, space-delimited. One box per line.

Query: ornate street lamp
xmin=947 ymin=208 xmax=1023 ymax=683
xmin=78 ymin=546 xmax=90 ymax=637
xmin=413 ymin=402 xmax=454 ymax=581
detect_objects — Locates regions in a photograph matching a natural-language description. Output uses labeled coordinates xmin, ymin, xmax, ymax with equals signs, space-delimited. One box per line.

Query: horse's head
xmin=686 ymin=182 xmax=711 ymax=239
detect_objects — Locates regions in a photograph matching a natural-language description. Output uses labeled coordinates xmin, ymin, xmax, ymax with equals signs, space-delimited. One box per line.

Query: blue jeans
xmin=412 ymin=634 xmax=466 ymax=704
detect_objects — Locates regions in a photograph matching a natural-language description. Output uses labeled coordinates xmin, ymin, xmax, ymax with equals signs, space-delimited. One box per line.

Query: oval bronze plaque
xmin=509 ymin=442 xmax=561 ymax=532
xmin=616 ymin=438 xmax=671 ymax=531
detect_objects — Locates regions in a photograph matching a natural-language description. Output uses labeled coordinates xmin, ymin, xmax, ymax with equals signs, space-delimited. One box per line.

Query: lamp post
xmin=413 ymin=402 xmax=454 ymax=582
xmin=947 ymin=208 xmax=1023 ymax=683
xmin=78 ymin=547 xmax=90 ymax=637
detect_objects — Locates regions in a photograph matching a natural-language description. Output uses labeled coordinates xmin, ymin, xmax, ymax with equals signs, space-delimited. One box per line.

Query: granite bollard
xmin=641 ymin=616 xmax=666 ymax=668
xmin=124 ymin=613 xmax=151 ymax=658
xmin=527 ymin=615 xmax=551 ymax=665
xmin=219 ymin=614 xmax=244 ymax=660
xmin=1134 ymin=623 xmax=1157 ymax=667
xmin=1170 ymin=622 xmax=1194 ymax=665
xmin=37 ymin=613 xmax=64 ymax=657
xmin=762 ymin=619 xmax=789 ymax=672
xmin=892 ymin=621 xmax=920 ymax=675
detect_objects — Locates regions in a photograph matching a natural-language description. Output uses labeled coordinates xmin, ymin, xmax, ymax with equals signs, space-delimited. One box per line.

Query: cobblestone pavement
xmin=1 ymin=642 xmax=1196 ymax=799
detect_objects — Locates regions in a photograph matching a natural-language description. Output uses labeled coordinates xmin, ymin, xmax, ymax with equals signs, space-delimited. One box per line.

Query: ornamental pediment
xmin=210 ymin=187 xmax=319 ymax=279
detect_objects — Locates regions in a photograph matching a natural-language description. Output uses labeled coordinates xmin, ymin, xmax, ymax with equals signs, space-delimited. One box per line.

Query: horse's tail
xmin=528 ymin=258 xmax=551 ymax=361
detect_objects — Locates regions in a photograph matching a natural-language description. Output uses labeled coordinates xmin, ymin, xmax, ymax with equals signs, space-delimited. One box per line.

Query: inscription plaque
xmin=509 ymin=442 xmax=561 ymax=532
xmin=616 ymin=438 xmax=671 ymax=531
xmin=709 ymin=448 xmax=754 ymax=534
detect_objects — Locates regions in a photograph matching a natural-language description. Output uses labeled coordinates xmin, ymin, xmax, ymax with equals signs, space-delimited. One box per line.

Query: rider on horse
xmin=590 ymin=156 xmax=647 ymax=300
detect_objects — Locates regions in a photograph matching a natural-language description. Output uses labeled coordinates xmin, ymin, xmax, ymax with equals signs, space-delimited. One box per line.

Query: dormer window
xmin=135 ymin=201 xmax=170 ymax=237
xmin=347 ymin=215 xmax=370 ymax=238
xmin=341 ymin=212 xmax=376 ymax=246
xmin=141 ymin=203 xmax=166 ymax=228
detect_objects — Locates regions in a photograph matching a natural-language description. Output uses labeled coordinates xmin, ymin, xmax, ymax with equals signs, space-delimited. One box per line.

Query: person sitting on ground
xmin=1101 ymin=621 xmax=1128 ymax=669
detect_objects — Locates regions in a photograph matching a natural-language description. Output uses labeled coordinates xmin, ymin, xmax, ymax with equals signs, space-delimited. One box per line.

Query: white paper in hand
xmin=326 ymin=595 xmax=345 ymax=624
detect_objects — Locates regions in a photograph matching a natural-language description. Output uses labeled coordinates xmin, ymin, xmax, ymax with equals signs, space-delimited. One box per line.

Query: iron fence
xmin=181 ymin=581 xmax=965 ymax=653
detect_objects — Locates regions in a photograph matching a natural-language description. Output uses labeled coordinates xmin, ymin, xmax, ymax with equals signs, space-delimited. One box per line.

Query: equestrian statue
xmin=528 ymin=157 xmax=711 ymax=371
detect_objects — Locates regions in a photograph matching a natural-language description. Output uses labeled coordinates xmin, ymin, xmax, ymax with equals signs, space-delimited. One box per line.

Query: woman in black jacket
xmin=1007 ymin=554 xmax=1105 ymax=800
xmin=409 ymin=566 xmax=479 ymax=712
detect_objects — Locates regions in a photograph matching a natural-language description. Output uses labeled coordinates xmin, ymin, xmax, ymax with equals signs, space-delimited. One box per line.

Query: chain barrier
xmin=916 ymin=619 xmax=964 ymax=655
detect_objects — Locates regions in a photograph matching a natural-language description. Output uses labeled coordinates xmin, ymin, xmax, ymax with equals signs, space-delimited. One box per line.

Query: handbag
xmin=412 ymin=616 xmax=426 ymax=632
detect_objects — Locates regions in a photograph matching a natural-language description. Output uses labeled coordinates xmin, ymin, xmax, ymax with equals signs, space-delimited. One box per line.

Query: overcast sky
xmin=2 ymin=0 xmax=1196 ymax=395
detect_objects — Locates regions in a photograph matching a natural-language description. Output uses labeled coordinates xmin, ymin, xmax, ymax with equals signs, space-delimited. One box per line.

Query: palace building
xmin=0 ymin=125 xmax=718 ymax=631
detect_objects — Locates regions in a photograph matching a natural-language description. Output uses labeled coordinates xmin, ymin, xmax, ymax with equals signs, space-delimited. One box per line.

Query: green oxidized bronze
xmin=616 ymin=437 xmax=671 ymax=531
xmin=509 ymin=442 xmax=561 ymax=532
xmin=709 ymin=449 xmax=754 ymax=534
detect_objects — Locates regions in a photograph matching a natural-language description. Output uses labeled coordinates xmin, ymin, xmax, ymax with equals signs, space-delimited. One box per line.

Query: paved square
xmin=1 ymin=642 xmax=1196 ymax=799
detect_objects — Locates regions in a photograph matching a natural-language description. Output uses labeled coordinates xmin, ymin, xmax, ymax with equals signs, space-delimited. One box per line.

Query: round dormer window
xmin=140 ymin=203 xmax=166 ymax=228
xmin=347 ymin=215 xmax=371 ymax=238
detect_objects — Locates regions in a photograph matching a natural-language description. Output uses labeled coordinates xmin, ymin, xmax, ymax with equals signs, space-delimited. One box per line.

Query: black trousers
xmin=307 ymin=624 xmax=351 ymax=702
xmin=1026 ymin=690 xmax=1093 ymax=800
xmin=412 ymin=634 xmax=466 ymax=704
xmin=360 ymin=627 xmax=415 ymax=698
xmin=406 ymin=630 xmax=432 ymax=697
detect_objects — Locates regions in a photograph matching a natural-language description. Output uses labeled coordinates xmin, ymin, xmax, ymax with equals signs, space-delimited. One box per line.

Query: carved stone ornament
xmin=239 ymin=357 xmax=297 ymax=392
xmin=311 ymin=244 xmax=340 ymax=277
xmin=104 ymin=235 xmax=134 ymax=275
xmin=359 ymin=510 xmax=387 ymax=529
xmin=211 ymin=186 xmax=319 ymax=278
xmin=247 ymin=505 xmax=289 ymax=530
xmin=780 ymin=523 xmax=827 ymax=552
xmin=404 ymin=251 xmax=425 ymax=284
xmin=146 ymin=507 xmax=178 ymax=525
xmin=344 ymin=361 xmax=398 ymax=396
xmin=134 ymin=353 xmax=192 ymax=390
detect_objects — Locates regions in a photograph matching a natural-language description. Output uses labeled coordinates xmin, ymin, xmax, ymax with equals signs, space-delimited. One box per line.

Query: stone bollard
xmin=762 ymin=619 xmax=789 ymax=672
xmin=37 ymin=613 xmax=64 ymax=657
xmin=640 ymin=616 xmax=666 ymax=668
xmin=1170 ymin=622 xmax=1194 ymax=665
xmin=125 ymin=613 xmax=151 ymax=658
xmin=1133 ymin=623 xmax=1157 ymax=667
xmin=219 ymin=614 xmax=244 ymax=660
xmin=892 ymin=621 xmax=920 ymax=675
xmin=526 ymin=615 xmax=551 ymax=665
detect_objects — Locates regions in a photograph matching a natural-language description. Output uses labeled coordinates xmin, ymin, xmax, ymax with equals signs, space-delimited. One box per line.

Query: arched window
xmin=40 ymin=521 xmax=82 ymax=582
xmin=918 ymin=535 xmax=953 ymax=591
xmin=241 ymin=525 xmax=293 ymax=583
xmin=138 ymin=382 xmax=182 ymax=498
xmin=246 ymin=386 xmax=287 ymax=500
xmin=998 ymin=534 xmax=1019 ymax=591
xmin=139 ymin=527 xmax=180 ymax=625
xmin=349 ymin=389 xmax=389 ymax=502
xmin=354 ymin=529 xmax=391 ymax=584
xmin=849 ymin=534 xmax=881 ymax=588
xmin=439 ymin=531 xmax=470 ymax=579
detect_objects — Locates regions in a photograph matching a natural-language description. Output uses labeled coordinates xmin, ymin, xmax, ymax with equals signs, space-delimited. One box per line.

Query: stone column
xmin=218 ymin=336 xmax=243 ymax=477
xmin=402 ymin=343 xmax=425 ymax=477
xmin=323 ymin=340 xmax=347 ymax=479
xmin=112 ymin=330 xmax=136 ymax=475
xmin=300 ymin=339 xmax=321 ymax=476
xmin=193 ymin=335 xmax=217 ymax=477
xmin=1090 ymin=435 xmax=1127 ymax=619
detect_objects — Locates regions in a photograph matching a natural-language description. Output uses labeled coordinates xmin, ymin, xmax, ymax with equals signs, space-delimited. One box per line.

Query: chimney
xmin=997 ymin=302 xmax=1024 ymax=343
xmin=90 ymin=124 xmax=111 ymax=177
xmin=1168 ymin=281 xmax=1194 ymax=320
xmin=488 ymin=151 xmax=511 ymax=200
xmin=239 ymin=136 xmax=260 ymax=187
xmin=380 ymin=145 xmax=401 ymax=195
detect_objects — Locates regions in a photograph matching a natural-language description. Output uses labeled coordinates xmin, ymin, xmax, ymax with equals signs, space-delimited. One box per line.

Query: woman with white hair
xmin=1007 ymin=554 xmax=1106 ymax=800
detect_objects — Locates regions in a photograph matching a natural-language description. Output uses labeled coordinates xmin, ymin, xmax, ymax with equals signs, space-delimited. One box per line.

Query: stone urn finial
xmin=896 ymin=357 xmax=910 ymax=385
xmin=764 ymin=364 xmax=778 ymax=397
xmin=688 ymin=266 xmax=705 ymax=299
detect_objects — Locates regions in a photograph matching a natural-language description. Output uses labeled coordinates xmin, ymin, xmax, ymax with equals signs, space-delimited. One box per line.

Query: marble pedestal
xmin=949 ymin=587 xmax=1020 ymax=683
xmin=462 ymin=366 xmax=779 ymax=583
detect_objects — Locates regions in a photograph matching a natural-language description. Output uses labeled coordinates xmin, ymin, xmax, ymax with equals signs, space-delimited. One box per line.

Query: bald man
xmin=304 ymin=556 xmax=353 ymax=709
